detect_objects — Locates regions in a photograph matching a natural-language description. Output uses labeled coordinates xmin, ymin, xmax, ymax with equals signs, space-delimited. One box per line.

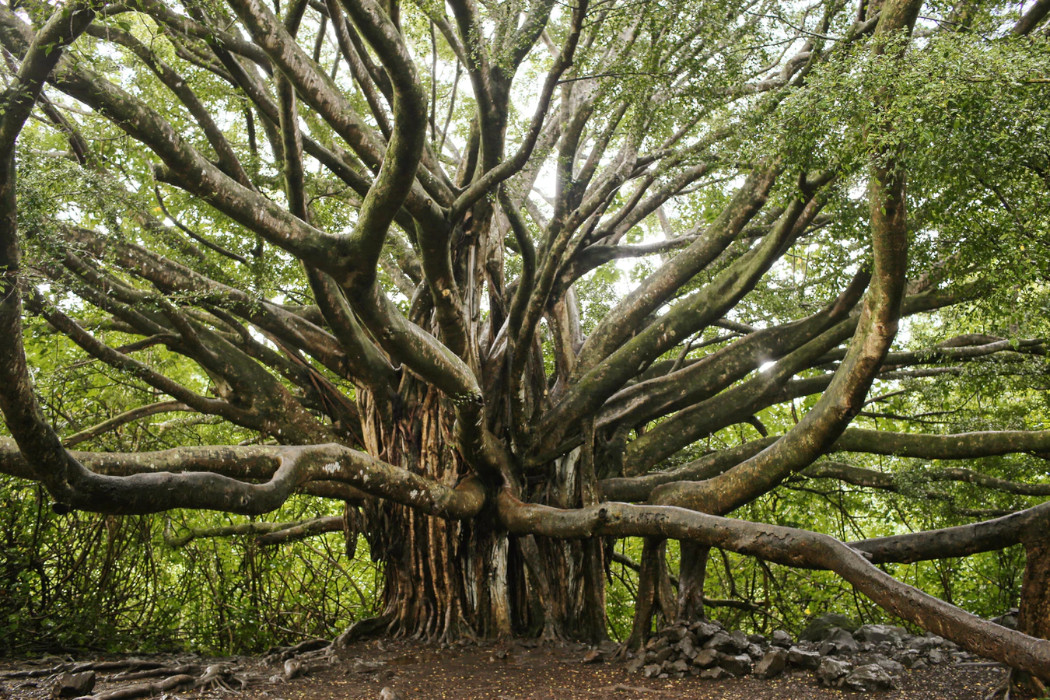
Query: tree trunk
xmin=1016 ymin=534 xmax=1050 ymax=688
xmin=359 ymin=385 xmax=508 ymax=640
xmin=361 ymin=385 xmax=605 ymax=642
xmin=627 ymin=538 xmax=677 ymax=648
xmin=677 ymin=542 xmax=709 ymax=621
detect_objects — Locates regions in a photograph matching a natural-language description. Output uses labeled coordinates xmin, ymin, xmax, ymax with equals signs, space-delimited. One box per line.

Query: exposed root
xmin=88 ymin=673 xmax=197 ymax=700
xmin=107 ymin=664 xmax=201 ymax=681
xmin=196 ymin=662 xmax=248 ymax=691
xmin=984 ymin=666 xmax=1050 ymax=700
xmin=334 ymin=614 xmax=393 ymax=647
xmin=0 ymin=659 xmax=167 ymax=680
xmin=0 ymin=653 xmax=280 ymax=700
xmin=269 ymin=637 xmax=329 ymax=661
xmin=983 ymin=668 xmax=1016 ymax=700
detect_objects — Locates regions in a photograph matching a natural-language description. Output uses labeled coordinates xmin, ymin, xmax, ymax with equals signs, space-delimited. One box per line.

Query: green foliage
xmin=0 ymin=479 xmax=378 ymax=654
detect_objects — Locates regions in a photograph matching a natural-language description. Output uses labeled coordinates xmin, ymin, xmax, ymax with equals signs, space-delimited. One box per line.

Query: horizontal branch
xmin=63 ymin=401 xmax=192 ymax=448
xmin=162 ymin=515 xmax=344 ymax=547
xmin=804 ymin=460 xmax=1050 ymax=497
xmin=497 ymin=492 xmax=1050 ymax=679
xmin=833 ymin=428 xmax=1050 ymax=459
xmin=851 ymin=501 xmax=1050 ymax=564
xmin=0 ymin=439 xmax=484 ymax=518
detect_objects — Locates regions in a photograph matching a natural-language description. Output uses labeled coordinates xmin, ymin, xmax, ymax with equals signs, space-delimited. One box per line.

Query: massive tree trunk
xmin=360 ymin=381 xmax=606 ymax=641
xmin=355 ymin=382 xmax=508 ymax=640
xmin=525 ymin=449 xmax=608 ymax=641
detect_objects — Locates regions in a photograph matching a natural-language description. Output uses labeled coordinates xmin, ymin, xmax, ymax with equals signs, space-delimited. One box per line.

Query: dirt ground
xmin=1 ymin=638 xmax=1025 ymax=700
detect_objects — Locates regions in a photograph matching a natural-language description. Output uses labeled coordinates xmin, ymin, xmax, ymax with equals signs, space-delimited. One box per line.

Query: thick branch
xmin=498 ymin=492 xmax=1050 ymax=680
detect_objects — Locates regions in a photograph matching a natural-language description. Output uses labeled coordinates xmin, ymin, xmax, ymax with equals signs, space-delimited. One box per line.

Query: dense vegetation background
xmin=0 ymin=0 xmax=1048 ymax=670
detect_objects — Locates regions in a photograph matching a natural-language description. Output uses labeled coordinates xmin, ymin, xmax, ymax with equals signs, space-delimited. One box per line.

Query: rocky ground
xmin=627 ymin=614 xmax=985 ymax=691
xmin=0 ymin=615 xmax=1032 ymax=700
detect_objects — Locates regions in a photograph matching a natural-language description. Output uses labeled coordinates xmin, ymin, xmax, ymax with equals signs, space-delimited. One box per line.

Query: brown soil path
xmin=0 ymin=639 xmax=1020 ymax=699
xmin=202 ymin=639 xmax=1011 ymax=700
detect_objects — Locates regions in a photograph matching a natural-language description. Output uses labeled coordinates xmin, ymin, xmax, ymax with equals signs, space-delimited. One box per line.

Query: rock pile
xmin=626 ymin=615 xmax=978 ymax=691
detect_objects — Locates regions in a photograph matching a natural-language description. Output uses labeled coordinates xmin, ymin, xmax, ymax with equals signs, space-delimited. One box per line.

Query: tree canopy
xmin=1 ymin=0 xmax=1049 ymax=680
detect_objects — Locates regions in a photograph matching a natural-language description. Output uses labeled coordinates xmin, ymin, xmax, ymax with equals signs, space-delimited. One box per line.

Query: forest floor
xmin=0 ymin=637 xmax=1032 ymax=700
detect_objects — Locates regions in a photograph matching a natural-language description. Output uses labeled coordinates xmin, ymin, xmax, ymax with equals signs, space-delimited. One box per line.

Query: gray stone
xmin=670 ymin=659 xmax=690 ymax=675
xmin=703 ymin=631 xmax=734 ymax=653
xmin=865 ymin=653 xmax=905 ymax=676
xmin=787 ymin=646 xmax=822 ymax=669
xmin=907 ymin=635 xmax=944 ymax=651
xmin=746 ymin=643 xmax=765 ymax=660
xmin=699 ymin=666 xmax=729 ymax=680
xmin=646 ymin=647 xmax=674 ymax=664
xmin=378 ymin=688 xmax=404 ymax=700
xmin=691 ymin=620 xmax=723 ymax=641
xmin=676 ymin=636 xmax=698 ymax=659
xmin=284 ymin=658 xmax=304 ymax=679
xmin=991 ymin=608 xmax=1019 ymax=630
xmin=844 ymin=663 xmax=895 ymax=692
xmin=664 ymin=623 xmax=691 ymax=642
xmin=754 ymin=648 xmax=789 ymax=679
xmin=926 ymin=649 xmax=947 ymax=665
xmin=692 ymin=648 xmax=719 ymax=668
xmin=819 ymin=628 xmax=859 ymax=655
xmin=816 ymin=657 xmax=852 ymax=687
xmin=54 ymin=671 xmax=95 ymax=698
xmin=800 ymin=614 xmax=859 ymax=642
xmin=770 ymin=630 xmax=793 ymax=647
xmin=646 ymin=635 xmax=669 ymax=651
xmin=897 ymin=649 xmax=922 ymax=668
xmin=854 ymin=623 xmax=907 ymax=645
xmin=703 ymin=630 xmax=748 ymax=654
xmin=716 ymin=653 xmax=752 ymax=677
xmin=642 ymin=663 xmax=663 ymax=678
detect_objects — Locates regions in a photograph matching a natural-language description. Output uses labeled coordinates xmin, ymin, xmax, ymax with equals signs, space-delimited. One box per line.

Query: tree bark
xmin=361 ymin=385 xmax=512 ymax=640
xmin=676 ymin=543 xmax=709 ymax=622
xmin=1016 ymin=533 xmax=1050 ymax=691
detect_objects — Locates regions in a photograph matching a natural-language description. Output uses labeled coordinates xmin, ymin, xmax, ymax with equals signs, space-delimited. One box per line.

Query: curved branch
xmin=449 ymin=0 xmax=588 ymax=221
xmin=497 ymin=492 xmax=1050 ymax=680
xmin=0 ymin=438 xmax=484 ymax=518
xmin=647 ymin=0 xmax=921 ymax=514
xmin=63 ymin=401 xmax=192 ymax=448
xmin=852 ymin=502 xmax=1050 ymax=564
xmin=804 ymin=460 xmax=1050 ymax=497
xmin=163 ymin=515 xmax=345 ymax=547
